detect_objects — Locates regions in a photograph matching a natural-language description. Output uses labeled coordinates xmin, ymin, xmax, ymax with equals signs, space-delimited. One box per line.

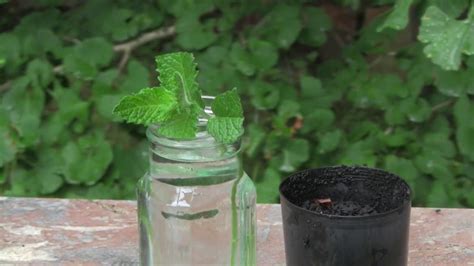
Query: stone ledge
xmin=0 ymin=197 xmax=473 ymax=265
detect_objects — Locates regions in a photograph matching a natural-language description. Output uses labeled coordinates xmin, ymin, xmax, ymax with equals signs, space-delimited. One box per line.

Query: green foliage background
xmin=0 ymin=0 xmax=473 ymax=207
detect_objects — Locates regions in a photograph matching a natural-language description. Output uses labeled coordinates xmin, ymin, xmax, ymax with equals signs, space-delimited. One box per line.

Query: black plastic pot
xmin=279 ymin=166 xmax=411 ymax=266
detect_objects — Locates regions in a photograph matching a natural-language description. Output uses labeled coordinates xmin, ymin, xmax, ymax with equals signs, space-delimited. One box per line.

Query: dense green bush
xmin=0 ymin=0 xmax=473 ymax=207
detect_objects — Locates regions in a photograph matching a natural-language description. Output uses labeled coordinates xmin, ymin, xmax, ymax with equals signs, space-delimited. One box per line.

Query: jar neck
xmin=146 ymin=124 xmax=241 ymax=163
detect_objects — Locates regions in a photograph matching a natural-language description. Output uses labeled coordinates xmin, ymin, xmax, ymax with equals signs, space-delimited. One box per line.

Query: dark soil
xmin=280 ymin=166 xmax=410 ymax=217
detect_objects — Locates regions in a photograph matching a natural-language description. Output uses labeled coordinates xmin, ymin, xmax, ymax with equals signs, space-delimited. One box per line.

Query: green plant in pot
xmin=113 ymin=52 xmax=256 ymax=266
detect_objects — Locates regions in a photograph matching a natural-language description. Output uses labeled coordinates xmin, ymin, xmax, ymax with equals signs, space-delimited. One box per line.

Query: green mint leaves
xmin=208 ymin=89 xmax=244 ymax=144
xmin=113 ymin=52 xmax=244 ymax=143
xmin=112 ymin=88 xmax=177 ymax=124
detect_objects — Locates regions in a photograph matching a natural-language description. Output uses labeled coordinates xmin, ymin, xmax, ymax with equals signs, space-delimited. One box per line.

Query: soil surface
xmin=280 ymin=166 xmax=410 ymax=216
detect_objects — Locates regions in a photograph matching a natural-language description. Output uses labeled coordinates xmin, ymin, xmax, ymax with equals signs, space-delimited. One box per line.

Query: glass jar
xmin=137 ymin=98 xmax=257 ymax=266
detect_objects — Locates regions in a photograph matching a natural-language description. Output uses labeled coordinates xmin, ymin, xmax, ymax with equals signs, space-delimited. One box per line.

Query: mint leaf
xmin=114 ymin=52 xmax=245 ymax=143
xmin=155 ymin=52 xmax=203 ymax=109
xmin=113 ymin=88 xmax=177 ymax=124
xmin=418 ymin=5 xmax=474 ymax=70
xmin=208 ymin=117 xmax=244 ymax=143
xmin=158 ymin=111 xmax=198 ymax=139
xmin=378 ymin=0 xmax=414 ymax=32
xmin=208 ymin=89 xmax=244 ymax=143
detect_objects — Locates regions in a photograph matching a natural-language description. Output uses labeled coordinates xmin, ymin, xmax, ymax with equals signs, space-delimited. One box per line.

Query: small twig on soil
xmin=315 ymin=198 xmax=332 ymax=208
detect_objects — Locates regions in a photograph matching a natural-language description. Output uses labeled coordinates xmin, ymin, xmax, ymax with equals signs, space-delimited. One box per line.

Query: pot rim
xmin=279 ymin=165 xmax=412 ymax=220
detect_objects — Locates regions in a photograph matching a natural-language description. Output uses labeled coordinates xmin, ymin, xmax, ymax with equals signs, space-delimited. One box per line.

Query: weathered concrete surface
xmin=0 ymin=197 xmax=473 ymax=265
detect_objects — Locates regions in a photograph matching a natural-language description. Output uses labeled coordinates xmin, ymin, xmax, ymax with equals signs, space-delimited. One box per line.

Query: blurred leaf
xmin=456 ymin=126 xmax=474 ymax=161
xmin=33 ymin=149 xmax=64 ymax=194
xmin=423 ymin=133 xmax=456 ymax=158
xmin=0 ymin=34 xmax=20 ymax=66
xmin=380 ymin=128 xmax=415 ymax=148
xmin=92 ymin=70 xmax=119 ymax=96
xmin=317 ymin=130 xmax=343 ymax=154
xmin=62 ymin=131 xmax=113 ymax=185
xmin=415 ymin=153 xmax=454 ymax=180
xmin=384 ymin=155 xmax=418 ymax=192
xmin=230 ymin=39 xmax=278 ymax=76
xmin=250 ymin=81 xmax=280 ymax=110
xmin=300 ymin=75 xmax=322 ymax=97
xmin=248 ymin=38 xmax=279 ymax=71
xmin=301 ymin=109 xmax=335 ymax=133
xmin=453 ymin=96 xmax=473 ymax=126
xmin=96 ymin=94 xmax=122 ymax=120
xmin=256 ymin=167 xmax=281 ymax=203
xmin=299 ymin=7 xmax=331 ymax=47
xmin=230 ymin=42 xmax=255 ymax=76
xmin=427 ymin=182 xmax=451 ymax=207
xmin=280 ymin=138 xmax=309 ymax=172
xmin=378 ymin=0 xmax=414 ymax=32
xmin=435 ymin=69 xmax=469 ymax=97
xmin=4 ymin=169 xmax=41 ymax=196
xmin=255 ymin=4 xmax=302 ymax=48
xmin=418 ymin=6 xmax=474 ymax=70
xmin=63 ymin=37 xmax=114 ymax=79
xmin=176 ymin=12 xmax=217 ymax=50
xmin=121 ymin=60 xmax=150 ymax=94
xmin=244 ymin=124 xmax=266 ymax=158
xmin=42 ymin=85 xmax=90 ymax=145
xmin=340 ymin=140 xmax=377 ymax=167
xmin=26 ymin=59 xmax=53 ymax=88
xmin=113 ymin=141 xmax=148 ymax=181
xmin=428 ymin=0 xmax=469 ymax=18
xmin=405 ymin=98 xmax=431 ymax=122
xmin=384 ymin=104 xmax=406 ymax=125
xmin=273 ymin=100 xmax=300 ymax=130
xmin=0 ymin=108 xmax=17 ymax=167
xmin=2 ymin=77 xmax=44 ymax=146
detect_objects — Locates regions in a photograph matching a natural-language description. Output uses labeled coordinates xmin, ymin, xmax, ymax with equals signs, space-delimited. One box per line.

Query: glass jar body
xmin=137 ymin=127 xmax=256 ymax=265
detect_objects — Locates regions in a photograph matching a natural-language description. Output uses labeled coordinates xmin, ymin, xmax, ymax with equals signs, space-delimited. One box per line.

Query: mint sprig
xmin=113 ymin=52 xmax=244 ymax=143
